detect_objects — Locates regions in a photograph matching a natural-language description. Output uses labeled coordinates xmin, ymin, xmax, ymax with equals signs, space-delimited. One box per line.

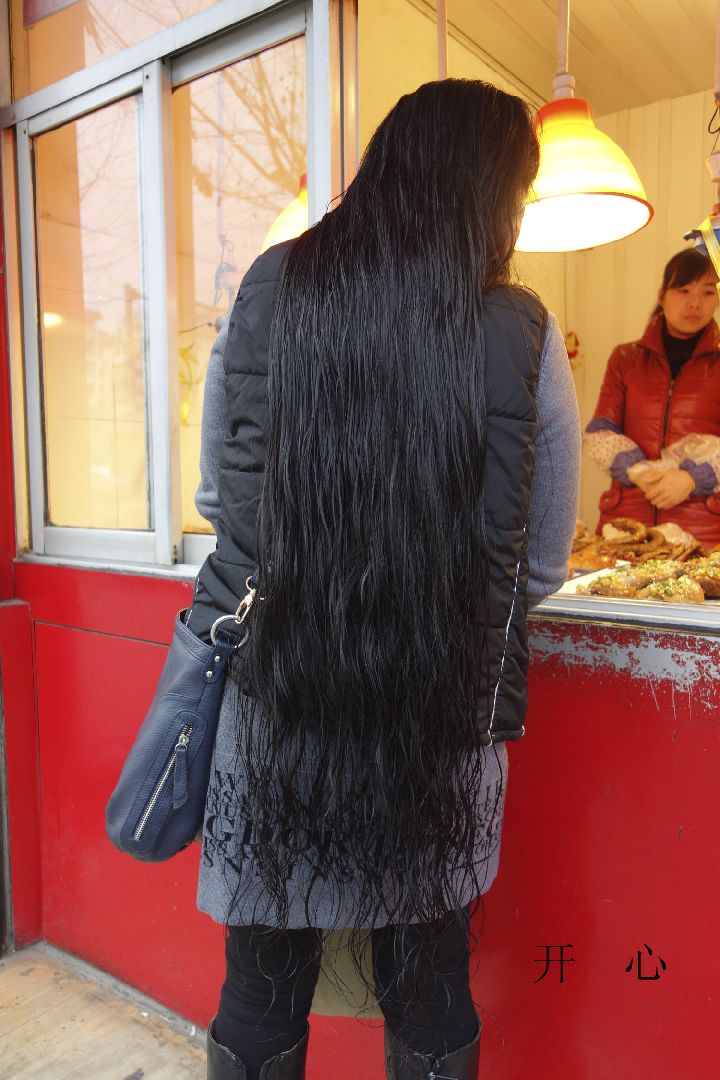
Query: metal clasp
xmin=235 ymin=577 xmax=257 ymax=624
xmin=210 ymin=576 xmax=258 ymax=646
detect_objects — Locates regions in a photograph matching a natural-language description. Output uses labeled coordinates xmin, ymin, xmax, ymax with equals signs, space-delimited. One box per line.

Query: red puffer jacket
xmin=593 ymin=316 xmax=720 ymax=547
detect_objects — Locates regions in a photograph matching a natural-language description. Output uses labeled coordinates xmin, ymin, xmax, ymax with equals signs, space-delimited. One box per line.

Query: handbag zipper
xmin=132 ymin=724 xmax=193 ymax=841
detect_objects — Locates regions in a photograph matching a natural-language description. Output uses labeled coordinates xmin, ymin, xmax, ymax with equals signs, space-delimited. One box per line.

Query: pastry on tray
xmin=654 ymin=522 xmax=698 ymax=548
xmin=573 ymin=549 xmax=720 ymax=602
xmin=599 ymin=517 xmax=647 ymax=544
xmin=568 ymin=547 xmax=617 ymax=571
xmin=570 ymin=513 xmax=720 ymax=602
xmin=683 ymin=561 xmax=720 ymax=599
xmin=573 ymin=520 xmax=591 ymax=544
xmin=575 ymin=560 xmax=683 ymax=598
xmin=568 ymin=517 xmax=700 ymax=571
xmin=636 ymin=576 xmax=705 ymax=604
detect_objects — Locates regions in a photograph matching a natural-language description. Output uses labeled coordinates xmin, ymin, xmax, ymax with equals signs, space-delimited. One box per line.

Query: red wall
xmin=490 ymin=618 xmax=720 ymax=1080
xmin=4 ymin=559 xmax=719 ymax=1079
xmin=0 ymin=600 xmax=41 ymax=944
xmin=0 ymin=189 xmax=15 ymax=602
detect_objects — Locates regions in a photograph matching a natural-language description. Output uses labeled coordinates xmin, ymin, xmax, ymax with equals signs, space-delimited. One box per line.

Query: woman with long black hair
xmin=188 ymin=79 xmax=580 ymax=1080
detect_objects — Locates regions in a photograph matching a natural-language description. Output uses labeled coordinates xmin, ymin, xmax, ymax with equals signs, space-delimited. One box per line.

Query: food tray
xmin=558 ymin=565 xmax=629 ymax=593
xmin=558 ymin=566 xmax=720 ymax=605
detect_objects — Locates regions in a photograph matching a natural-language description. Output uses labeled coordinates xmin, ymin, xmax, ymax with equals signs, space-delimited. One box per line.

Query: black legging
xmin=214 ymin=912 xmax=478 ymax=1079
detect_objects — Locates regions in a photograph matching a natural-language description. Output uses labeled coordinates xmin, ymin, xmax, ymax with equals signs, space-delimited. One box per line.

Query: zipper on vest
xmin=132 ymin=724 xmax=193 ymax=841
xmin=654 ymin=377 xmax=675 ymax=526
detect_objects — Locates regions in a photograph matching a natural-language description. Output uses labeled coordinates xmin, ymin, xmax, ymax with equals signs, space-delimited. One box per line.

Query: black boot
xmin=207 ymin=1017 xmax=309 ymax=1080
xmin=384 ymin=1019 xmax=481 ymax=1080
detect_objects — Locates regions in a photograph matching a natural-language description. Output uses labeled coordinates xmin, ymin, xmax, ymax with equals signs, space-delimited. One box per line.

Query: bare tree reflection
xmin=82 ymin=0 xmax=214 ymax=54
xmin=76 ymin=1 xmax=305 ymax=210
xmin=33 ymin=4 xmax=307 ymax=533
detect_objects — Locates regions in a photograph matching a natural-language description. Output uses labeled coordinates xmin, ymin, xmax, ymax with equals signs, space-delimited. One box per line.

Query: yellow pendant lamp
xmin=260 ymin=174 xmax=309 ymax=254
xmin=515 ymin=1 xmax=652 ymax=253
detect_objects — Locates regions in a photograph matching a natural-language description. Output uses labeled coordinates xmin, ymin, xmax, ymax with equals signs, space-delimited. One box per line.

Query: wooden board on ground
xmin=0 ymin=946 xmax=205 ymax=1079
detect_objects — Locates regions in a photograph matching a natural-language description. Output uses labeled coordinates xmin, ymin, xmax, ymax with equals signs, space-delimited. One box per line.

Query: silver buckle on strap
xmin=210 ymin=576 xmax=257 ymax=646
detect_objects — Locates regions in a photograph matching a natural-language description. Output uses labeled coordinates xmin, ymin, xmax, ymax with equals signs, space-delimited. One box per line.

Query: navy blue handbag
xmin=105 ymin=577 xmax=256 ymax=862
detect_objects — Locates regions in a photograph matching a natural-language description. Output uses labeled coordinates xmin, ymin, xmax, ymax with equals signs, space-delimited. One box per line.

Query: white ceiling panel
xmin=437 ymin=0 xmax=718 ymax=114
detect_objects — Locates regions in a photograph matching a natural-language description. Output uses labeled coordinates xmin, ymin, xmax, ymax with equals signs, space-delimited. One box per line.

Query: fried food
xmin=669 ymin=540 xmax=704 ymax=562
xmin=568 ymin=547 xmax=617 ymax=571
xmin=575 ymin=575 xmax=636 ymax=598
xmin=569 ymin=518 xmax=720 ymax=599
xmin=636 ymin=576 xmax=705 ymax=604
xmin=623 ymin=528 xmax=673 ymax=562
xmin=654 ymin=522 xmax=698 ymax=548
xmin=576 ymin=560 xmax=683 ymax=598
xmin=570 ymin=521 xmax=599 ymax=560
xmin=573 ymin=520 xmax=591 ymax=544
xmin=600 ymin=518 xmax=648 ymax=544
xmin=683 ymin=561 xmax=720 ymax=598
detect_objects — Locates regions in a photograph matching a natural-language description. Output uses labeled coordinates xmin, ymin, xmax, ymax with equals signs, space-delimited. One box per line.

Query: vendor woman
xmin=585 ymin=248 xmax=720 ymax=548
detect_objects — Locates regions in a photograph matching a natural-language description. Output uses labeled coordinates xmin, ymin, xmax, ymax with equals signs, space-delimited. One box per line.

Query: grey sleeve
xmin=194 ymin=317 xmax=229 ymax=533
xmin=527 ymin=313 xmax=581 ymax=607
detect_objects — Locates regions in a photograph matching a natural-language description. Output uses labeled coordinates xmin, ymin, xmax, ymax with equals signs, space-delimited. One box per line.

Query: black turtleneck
xmin=661 ymin=319 xmax=704 ymax=381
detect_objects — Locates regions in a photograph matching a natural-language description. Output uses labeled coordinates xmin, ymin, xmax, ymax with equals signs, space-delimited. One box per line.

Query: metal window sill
xmin=531 ymin=592 xmax=720 ymax=634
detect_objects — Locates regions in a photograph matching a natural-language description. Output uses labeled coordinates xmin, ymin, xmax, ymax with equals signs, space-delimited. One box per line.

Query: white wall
xmin=357 ymin=0 xmax=566 ymax=326
xmin=358 ymin=0 xmax=530 ymax=150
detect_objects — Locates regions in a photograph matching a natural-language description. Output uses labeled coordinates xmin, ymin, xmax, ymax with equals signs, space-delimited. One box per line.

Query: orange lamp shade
xmin=260 ymin=175 xmax=309 ymax=254
xmin=515 ymin=98 xmax=653 ymax=253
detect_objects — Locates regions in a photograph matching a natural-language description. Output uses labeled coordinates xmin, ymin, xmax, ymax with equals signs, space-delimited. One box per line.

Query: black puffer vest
xmin=191 ymin=240 xmax=546 ymax=743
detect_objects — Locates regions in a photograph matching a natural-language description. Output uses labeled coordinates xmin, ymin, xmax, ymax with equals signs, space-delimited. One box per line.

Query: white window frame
xmin=2 ymin=0 xmax=357 ymax=573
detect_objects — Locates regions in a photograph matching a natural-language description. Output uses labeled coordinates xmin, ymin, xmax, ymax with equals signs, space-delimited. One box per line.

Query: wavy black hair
xmin=227 ymin=78 xmax=540 ymax=1023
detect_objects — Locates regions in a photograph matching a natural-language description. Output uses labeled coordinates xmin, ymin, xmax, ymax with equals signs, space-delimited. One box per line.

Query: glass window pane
xmin=10 ymin=0 xmax=221 ymax=100
xmin=173 ymin=36 xmax=307 ymax=535
xmin=34 ymin=96 xmax=149 ymax=530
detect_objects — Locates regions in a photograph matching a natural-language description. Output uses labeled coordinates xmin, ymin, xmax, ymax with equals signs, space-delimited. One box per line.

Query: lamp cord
xmin=437 ymin=0 xmax=448 ymax=79
xmin=557 ymin=0 xmax=569 ymax=76
xmin=552 ymin=0 xmax=575 ymax=99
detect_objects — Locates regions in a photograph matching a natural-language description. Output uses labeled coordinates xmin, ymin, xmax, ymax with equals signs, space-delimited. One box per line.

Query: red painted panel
xmin=0 ymin=198 xmax=16 ymax=600
xmin=14 ymin=561 xmax=193 ymax=642
xmin=28 ymin=604 xmax=720 ymax=1078
xmin=478 ymin=621 xmax=720 ymax=1080
xmin=34 ymin=622 xmax=226 ymax=1017
xmin=0 ymin=600 xmax=41 ymax=944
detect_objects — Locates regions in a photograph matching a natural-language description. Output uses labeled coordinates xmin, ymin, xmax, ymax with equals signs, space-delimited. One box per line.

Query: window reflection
xmin=34 ymin=96 xmax=149 ymax=529
xmin=10 ymin=0 xmax=220 ymax=100
xmin=173 ymin=36 xmax=307 ymax=534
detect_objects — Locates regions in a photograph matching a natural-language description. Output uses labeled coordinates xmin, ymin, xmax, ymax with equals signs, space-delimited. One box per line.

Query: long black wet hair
xmin=229 ymin=78 xmax=540 ymax=1014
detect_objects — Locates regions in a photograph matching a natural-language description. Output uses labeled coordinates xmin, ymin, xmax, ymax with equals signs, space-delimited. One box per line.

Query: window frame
xmin=2 ymin=0 xmax=356 ymax=572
